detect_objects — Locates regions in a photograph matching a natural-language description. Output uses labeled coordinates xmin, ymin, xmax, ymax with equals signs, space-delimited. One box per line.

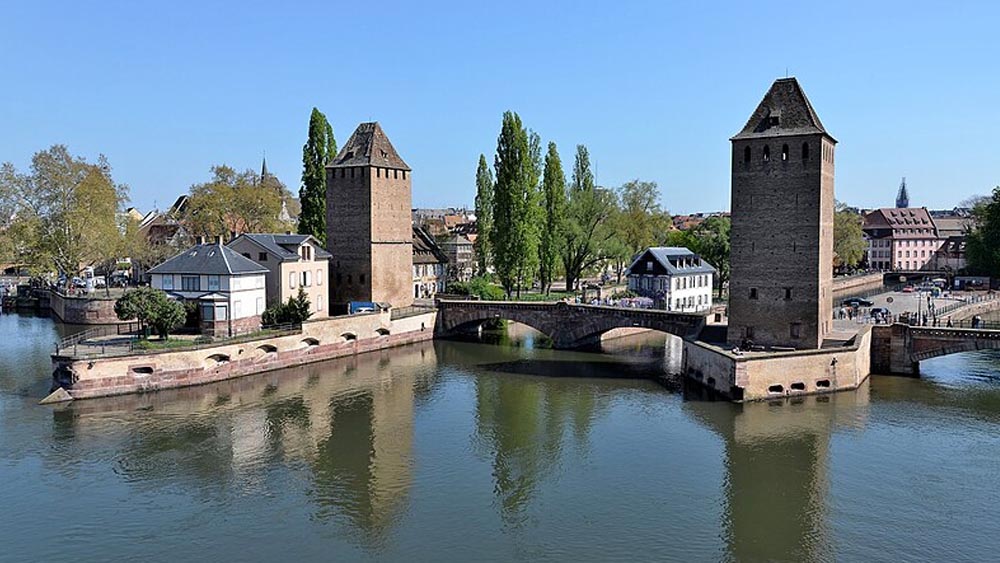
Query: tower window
xmin=784 ymin=288 xmax=792 ymax=300
xmin=802 ymin=142 xmax=810 ymax=160
xmin=377 ymin=168 xmax=381 ymax=178
xmin=393 ymin=169 xmax=398 ymax=179
xmin=762 ymin=145 xmax=770 ymax=162
xmin=743 ymin=146 xmax=751 ymax=163
xmin=749 ymin=288 xmax=758 ymax=300
xmin=781 ymin=144 xmax=789 ymax=161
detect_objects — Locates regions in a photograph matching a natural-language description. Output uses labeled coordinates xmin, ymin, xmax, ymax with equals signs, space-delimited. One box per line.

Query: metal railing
xmin=55 ymin=322 xmax=302 ymax=359
xmin=54 ymin=323 xmax=141 ymax=356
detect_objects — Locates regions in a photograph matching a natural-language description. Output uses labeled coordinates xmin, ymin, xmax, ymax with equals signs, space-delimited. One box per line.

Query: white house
xmin=148 ymin=237 xmax=268 ymax=336
xmin=227 ymin=233 xmax=331 ymax=317
xmin=626 ymin=247 xmax=715 ymax=312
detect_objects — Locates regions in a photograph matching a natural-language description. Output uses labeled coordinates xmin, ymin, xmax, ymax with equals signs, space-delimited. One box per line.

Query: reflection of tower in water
xmin=685 ymin=383 xmax=869 ymax=561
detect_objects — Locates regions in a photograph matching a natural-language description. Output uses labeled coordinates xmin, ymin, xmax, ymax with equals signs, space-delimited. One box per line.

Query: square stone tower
xmin=727 ymin=78 xmax=836 ymax=349
xmin=326 ymin=122 xmax=414 ymax=310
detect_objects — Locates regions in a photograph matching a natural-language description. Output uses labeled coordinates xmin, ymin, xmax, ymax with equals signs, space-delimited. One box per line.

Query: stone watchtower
xmin=727 ymin=78 xmax=836 ymax=349
xmin=326 ymin=122 xmax=414 ymax=310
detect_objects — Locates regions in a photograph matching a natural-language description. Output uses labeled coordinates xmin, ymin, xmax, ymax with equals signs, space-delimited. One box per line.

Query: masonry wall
xmin=53 ymin=310 xmax=437 ymax=400
xmin=327 ymin=166 xmax=373 ymax=307
xmin=831 ymin=272 xmax=884 ymax=299
xmin=49 ymin=290 xmax=121 ymax=325
xmin=728 ymin=135 xmax=834 ymax=349
xmin=370 ymin=167 xmax=413 ymax=308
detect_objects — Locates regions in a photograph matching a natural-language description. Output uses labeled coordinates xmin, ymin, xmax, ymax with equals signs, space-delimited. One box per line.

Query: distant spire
xmin=895 ymin=177 xmax=910 ymax=208
xmin=261 ymin=152 xmax=269 ymax=179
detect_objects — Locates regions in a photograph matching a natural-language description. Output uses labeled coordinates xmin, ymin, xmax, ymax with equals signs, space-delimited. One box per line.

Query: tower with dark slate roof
xmin=895 ymin=177 xmax=909 ymax=208
xmin=728 ymin=78 xmax=836 ymax=349
xmin=325 ymin=122 xmax=414 ymax=309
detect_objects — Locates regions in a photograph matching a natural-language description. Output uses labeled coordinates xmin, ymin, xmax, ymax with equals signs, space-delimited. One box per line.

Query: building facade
xmin=728 ymin=78 xmax=835 ymax=349
xmin=626 ymin=247 xmax=715 ymax=312
xmin=412 ymin=226 xmax=448 ymax=299
xmin=148 ymin=238 xmax=267 ymax=336
xmin=326 ymin=122 xmax=413 ymax=310
xmin=438 ymin=233 xmax=474 ymax=282
xmin=227 ymin=233 xmax=331 ymax=317
xmin=863 ymin=208 xmax=943 ymax=271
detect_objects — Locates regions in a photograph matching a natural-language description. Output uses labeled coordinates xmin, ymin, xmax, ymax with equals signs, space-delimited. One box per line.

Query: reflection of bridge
xmin=436 ymin=300 xmax=707 ymax=349
xmin=873 ymin=324 xmax=1000 ymax=375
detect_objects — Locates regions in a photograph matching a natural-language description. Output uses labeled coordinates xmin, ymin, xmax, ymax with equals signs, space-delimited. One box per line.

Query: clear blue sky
xmin=2 ymin=1 xmax=998 ymax=214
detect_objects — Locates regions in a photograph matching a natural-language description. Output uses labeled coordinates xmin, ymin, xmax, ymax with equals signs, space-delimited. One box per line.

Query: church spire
xmin=895 ymin=177 xmax=910 ymax=208
xmin=260 ymin=153 xmax=269 ymax=179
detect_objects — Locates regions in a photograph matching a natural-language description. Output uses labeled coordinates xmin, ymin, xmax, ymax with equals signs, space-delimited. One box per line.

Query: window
xmin=202 ymin=304 xmax=214 ymax=321
xmin=784 ymin=288 xmax=792 ymax=300
xmin=258 ymin=252 xmax=267 ymax=261
xmin=162 ymin=274 xmax=174 ymax=290
xmin=317 ymin=295 xmax=323 ymax=311
xmin=360 ymin=273 xmax=365 ymax=284
xmin=208 ymin=275 xmax=220 ymax=291
xmin=743 ymin=146 xmax=751 ymax=163
xmin=646 ymin=260 xmax=653 ymax=271
xmin=317 ymin=270 xmax=323 ymax=285
xmin=242 ymin=252 xmax=251 ymax=259
xmin=762 ymin=145 xmax=770 ymax=162
xmin=802 ymin=142 xmax=809 ymax=160
xmin=289 ymin=272 xmax=297 ymax=289
xmin=749 ymin=288 xmax=758 ymax=300
xmin=781 ymin=144 xmax=789 ymax=161
xmin=393 ymin=170 xmax=398 ymax=179
xmin=790 ymin=322 xmax=802 ymax=339
xmin=215 ymin=305 xmax=228 ymax=321
xmin=181 ymin=276 xmax=200 ymax=291
xmin=347 ymin=274 xmax=352 ymax=284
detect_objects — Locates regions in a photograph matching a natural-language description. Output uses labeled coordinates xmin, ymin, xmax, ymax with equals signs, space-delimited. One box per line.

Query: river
xmin=1 ymin=313 xmax=999 ymax=562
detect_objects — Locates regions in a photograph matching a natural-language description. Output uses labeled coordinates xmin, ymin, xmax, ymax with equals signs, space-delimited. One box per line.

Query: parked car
xmin=108 ymin=274 xmax=129 ymax=287
xmin=901 ymin=285 xmax=915 ymax=293
xmin=71 ymin=277 xmax=86 ymax=288
xmin=92 ymin=276 xmax=107 ymax=288
xmin=841 ymin=297 xmax=874 ymax=307
xmin=870 ymin=307 xmax=891 ymax=317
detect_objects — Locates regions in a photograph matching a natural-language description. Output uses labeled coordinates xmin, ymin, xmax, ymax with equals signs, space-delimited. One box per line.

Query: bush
xmin=115 ymin=287 xmax=186 ymax=340
xmin=611 ymin=289 xmax=637 ymax=299
xmin=262 ymin=287 xmax=313 ymax=326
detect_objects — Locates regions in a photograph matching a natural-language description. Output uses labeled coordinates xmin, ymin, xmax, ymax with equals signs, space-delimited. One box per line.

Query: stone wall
xmin=52 ymin=309 xmax=437 ymax=400
xmin=831 ymin=272 xmax=884 ymax=298
xmin=684 ymin=326 xmax=872 ymax=401
xmin=48 ymin=290 xmax=121 ymax=325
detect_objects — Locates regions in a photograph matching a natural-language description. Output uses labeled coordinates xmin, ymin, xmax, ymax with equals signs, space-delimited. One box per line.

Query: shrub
xmin=262 ymin=287 xmax=313 ymax=326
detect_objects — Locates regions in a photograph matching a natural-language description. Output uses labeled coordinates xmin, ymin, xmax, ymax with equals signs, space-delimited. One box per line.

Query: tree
xmin=833 ymin=203 xmax=865 ymax=270
xmin=690 ymin=216 xmax=731 ymax=294
xmin=473 ymin=154 xmax=494 ymax=275
xmin=114 ymin=287 xmax=185 ymax=339
xmin=491 ymin=111 xmax=540 ymax=298
xmin=539 ymin=142 xmax=567 ymax=293
xmin=0 ymin=146 xmax=129 ymax=280
xmin=298 ymin=108 xmax=337 ymax=245
xmin=606 ymin=179 xmax=671 ymax=283
xmin=183 ymin=165 xmax=288 ymax=238
xmin=261 ymin=287 xmax=314 ymax=325
xmin=560 ymin=145 xmax=615 ymax=291
xmin=966 ymin=186 xmax=1000 ymax=275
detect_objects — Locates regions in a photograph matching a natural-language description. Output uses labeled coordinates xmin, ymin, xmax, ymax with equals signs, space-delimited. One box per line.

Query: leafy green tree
xmin=833 ymin=203 xmax=865 ymax=270
xmin=473 ymin=154 xmax=494 ymax=275
xmin=691 ymin=216 xmax=731 ymax=294
xmin=966 ymin=186 xmax=1000 ymax=275
xmin=262 ymin=287 xmax=314 ymax=325
xmin=184 ymin=165 xmax=290 ymax=238
xmin=539 ymin=142 xmax=567 ymax=293
xmin=561 ymin=145 xmax=615 ymax=291
xmin=491 ymin=111 xmax=540 ymax=298
xmin=114 ymin=287 xmax=185 ymax=339
xmin=298 ymin=108 xmax=337 ymax=245
xmin=446 ymin=276 xmax=505 ymax=300
xmin=605 ymin=179 xmax=671 ymax=283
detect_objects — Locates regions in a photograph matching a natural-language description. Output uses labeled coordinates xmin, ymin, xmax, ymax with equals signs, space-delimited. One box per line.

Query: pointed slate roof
xmin=327 ymin=122 xmax=410 ymax=170
xmin=895 ymin=177 xmax=910 ymax=208
xmin=230 ymin=233 xmax=331 ymax=262
xmin=732 ymin=77 xmax=835 ymax=142
xmin=148 ymin=241 xmax=268 ymax=275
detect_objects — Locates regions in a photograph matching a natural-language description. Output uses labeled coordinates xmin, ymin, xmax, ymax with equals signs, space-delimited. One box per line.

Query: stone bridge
xmin=436 ymin=300 xmax=707 ymax=349
xmin=872 ymin=323 xmax=1000 ymax=375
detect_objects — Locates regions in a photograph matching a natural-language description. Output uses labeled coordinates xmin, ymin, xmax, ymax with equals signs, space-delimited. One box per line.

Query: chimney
xmin=215 ymin=235 xmax=224 ymax=245
xmin=229 ymin=231 xmax=236 ymax=242
xmin=196 ymin=235 xmax=205 ymax=245
xmin=286 ymin=230 xmax=292 ymax=235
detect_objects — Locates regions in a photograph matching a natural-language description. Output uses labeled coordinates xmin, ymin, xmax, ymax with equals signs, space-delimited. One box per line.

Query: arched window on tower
xmin=762 ymin=145 xmax=770 ymax=162
xmin=781 ymin=144 xmax=789 ymax=161
xmin=802 ymin=142 xmax=810 ymax=160
xmin=743 ymin=146 xmax=751 ymax=163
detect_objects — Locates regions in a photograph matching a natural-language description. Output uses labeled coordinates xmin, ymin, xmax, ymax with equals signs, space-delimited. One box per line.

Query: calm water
xmin=1 ymin=314 xmax=999 ymax=562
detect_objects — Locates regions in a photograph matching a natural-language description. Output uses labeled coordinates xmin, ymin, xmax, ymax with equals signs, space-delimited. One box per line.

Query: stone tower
xmin=728 ymin=78 xmax=836 ymax=349
xmin=326 ymin=122 xmax=413 ymax=310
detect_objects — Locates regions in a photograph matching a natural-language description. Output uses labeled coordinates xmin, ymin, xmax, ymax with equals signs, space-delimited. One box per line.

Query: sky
xmin=2 ymin=1 xmax=998 ymax=215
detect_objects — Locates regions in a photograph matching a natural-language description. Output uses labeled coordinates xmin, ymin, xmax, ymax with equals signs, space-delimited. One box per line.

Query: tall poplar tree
xmin=491 ymin=111 xmax=539 ymax=298
xmin=561 ymin=145 xmax=614 ymax=291
xmin=539 ymin=142 xmax=566 ymax=294
xmin=473 ymin=154 xmax=494 ymax=275
xmin=298 ymin=108 xmax=336 ymax=245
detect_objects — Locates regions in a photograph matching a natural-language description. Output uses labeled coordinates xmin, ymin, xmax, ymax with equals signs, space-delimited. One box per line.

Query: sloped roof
xmin=626 ymin=247 xmax=716 ymax=276
xmin=413 ymin=226 xmax=448 ymax=265
xmin=863 ymin=208 xmax=939 ymax=238
xmin=231 ymin=233 xmax=331 ymax=262
xmin=328 ymin=122 xmax=410 ymax=170
xmin=732 ymin=77 xmax=834 ymax=141
xmin=148 ymin=242 xmax=268 ymax=275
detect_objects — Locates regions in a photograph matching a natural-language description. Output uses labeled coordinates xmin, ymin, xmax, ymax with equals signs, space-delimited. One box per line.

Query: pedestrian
xmin=947 ymin=317 xmax=953 ymax=328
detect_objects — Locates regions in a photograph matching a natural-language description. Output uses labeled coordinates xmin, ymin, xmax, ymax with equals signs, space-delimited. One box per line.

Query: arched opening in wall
xmin=375 ymin=328 xmax=391 ymax=337
xmin=299 ymin=337 xmax=320 ymax=350
xmin=802 ymin=142 xmax=810 ymax=160
xmin=743 ymin=146 xmax=751 ymax=163
xmin=205 ymin=354 xmax=230 ymax=368
xmin=790 ymin=382 xmax=806 ymax=391
xmin=815 ymin=379 xmax=831 ymax=389
xmin=767 ymin=384 xmax=784 ymax=394
xmin=762 ymin=145 xmax=770 ymax=162
xmin=341 ymin=332 xmax=358 ymax=342
xmin=130 ymin=366 xmax=154 ymax=375
xmin=781 ymin=144 xmax=789 ymax=161
xmin=253 ymin=344 xmax=278 ymax=362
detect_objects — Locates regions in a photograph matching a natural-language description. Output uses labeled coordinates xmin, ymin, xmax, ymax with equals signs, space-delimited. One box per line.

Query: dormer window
xmin=344 ymin=151 xmax=354 ymax=159
xmin=646 ymin=261 xmax=653 ymax=271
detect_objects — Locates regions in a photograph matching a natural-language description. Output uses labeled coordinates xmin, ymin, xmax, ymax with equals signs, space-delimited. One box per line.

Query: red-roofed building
xmin=863 ymin=207 xmax=943 ymax=271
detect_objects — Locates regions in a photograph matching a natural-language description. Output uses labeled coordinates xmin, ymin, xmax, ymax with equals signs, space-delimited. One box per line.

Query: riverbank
xmin=49 ymin=308 xmax=437 ymax=401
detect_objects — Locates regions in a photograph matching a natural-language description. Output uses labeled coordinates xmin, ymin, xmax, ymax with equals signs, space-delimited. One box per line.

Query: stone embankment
xmin=831 ymin=272 xmax=884 ymax=299
xmin=49 ymin=308 xmax=437 ymax=401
